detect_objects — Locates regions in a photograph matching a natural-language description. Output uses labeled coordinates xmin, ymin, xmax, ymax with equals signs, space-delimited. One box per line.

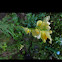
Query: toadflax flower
xmin=36 ymin=16 xmax=52 ymax=44
xmin=32 ymin=29 xmax=41 ymax=39
xmin=41 ymin=31 xmax=52 ymax=43
xmin=41 ymin=31 xmax=47 ymax=43
xmin=36 ymin=20 xmax=42 ymax=27
xmin=22 ymin=16 xmax=52 ymax=44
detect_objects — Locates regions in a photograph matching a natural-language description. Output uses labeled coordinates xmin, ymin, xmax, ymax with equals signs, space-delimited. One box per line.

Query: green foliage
xmin=0 ymin=13 xmax=24 ymax=59
xmin=0 ymin=42 xmax=7 ymax=51
xmin=0 ymin=13 xmax=62 ymax=60
xmin=24 ymin=13 xmax=37 ymax=28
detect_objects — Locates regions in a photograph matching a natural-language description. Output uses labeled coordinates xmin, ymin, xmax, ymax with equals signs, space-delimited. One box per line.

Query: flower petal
xmin=23 ymin=27 xmax=31 ymax=34
xmin=43 ymin=16 xmax=50 ymax=22
xmin=37 ymin=20 xmax=42 ymax=27
xmin=47 ymin=21 xmax=50 ymax=25
xmin=37 ymin=34 xmax=41 ymax=39
xmin=41 ymin=31 xmax=47 ymax=40
xmin=46 ymin=31 xmax=52 ymax=44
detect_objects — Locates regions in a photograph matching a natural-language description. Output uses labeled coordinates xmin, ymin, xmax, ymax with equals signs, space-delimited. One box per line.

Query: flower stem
xmin=41 ymin=41 xmax=44 ymax=45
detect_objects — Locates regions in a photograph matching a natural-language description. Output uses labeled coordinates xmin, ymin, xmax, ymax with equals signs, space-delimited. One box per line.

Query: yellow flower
xmin=23 ymin=27 xmax=31 ymax=34
xmin=38 ymin=21 xmax=50 ymax=30
xmin=37 ymin=20 xmax=42 ymax=27
xmin=41 ymin=31 xmax=47 ymax=43
xmin=36 ymin=16 xmax=51 ymax=30
xmin=35 ymin=29 xmax=40 ymax=35
xmin=41 ymin=22 xmax=45 ymax=26
xmin=47 ymin=21 xmax=50 ymax=25
xmin=41 ymin=31 xmax=52 ymax=44
xmin=22 ymin=16 xmax=52 ymax=44
xmin=45 ymin=31 xmax=52 ymax=44
xmin=32 ymin=29 xmax=40 ymax=36
xmin=27 ymin=29 xmax=30 ymax=34
xmin=46 ymin=26 xmax=51 ymax=30
xmin=32 ymin=29 xmax=41 ymax=39
xmin=42 ymin=16 xmax=51 ymax=30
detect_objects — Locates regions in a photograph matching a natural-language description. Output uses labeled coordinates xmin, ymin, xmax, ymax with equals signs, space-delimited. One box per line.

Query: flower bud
xmin=37 ymin=20 xmax=42 ymax=27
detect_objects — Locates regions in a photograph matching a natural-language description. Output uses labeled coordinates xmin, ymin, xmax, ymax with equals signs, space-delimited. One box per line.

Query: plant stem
xmin=28 ymin=35 xmax=32 ymax=54
xmin=41 ymin=41 xmax=44 ymax=45
xmin=45 ymin=46 xmax=57 ymax=53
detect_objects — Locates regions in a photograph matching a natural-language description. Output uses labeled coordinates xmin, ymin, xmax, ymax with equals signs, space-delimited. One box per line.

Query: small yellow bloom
xmin=22 ymin=16 xmax=52 ymax=44
xmin=46 ymin=26 xmax=51 ymax=30
xmin=45 ymin=31 xmax=52 ymax=44
xmin=27 ymin=29 xmax=30 ymax=34
xmin=37 ymin=20 xmax=42 ymax=27
xmin=23 ymin=27 xmax=31 ymax=34
xmin=41 ymin=22 xmax=45 ymax=26
xmin=41 ymin=31 xmax=47 ymax=43
xmin=41 ymin=31 xmax=52 ymax=44
xmin=32 ymin=29 xmax=41 ymax=39
xmin=40 ymin=21 xmax=50 ymax=30
xmin=32 ymin=29 xmax=40 ymax=36
xmin=36 ymin=34 xmax=41 ymax=39
xmin=35 ymin=29 xmax=40 ymax=35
